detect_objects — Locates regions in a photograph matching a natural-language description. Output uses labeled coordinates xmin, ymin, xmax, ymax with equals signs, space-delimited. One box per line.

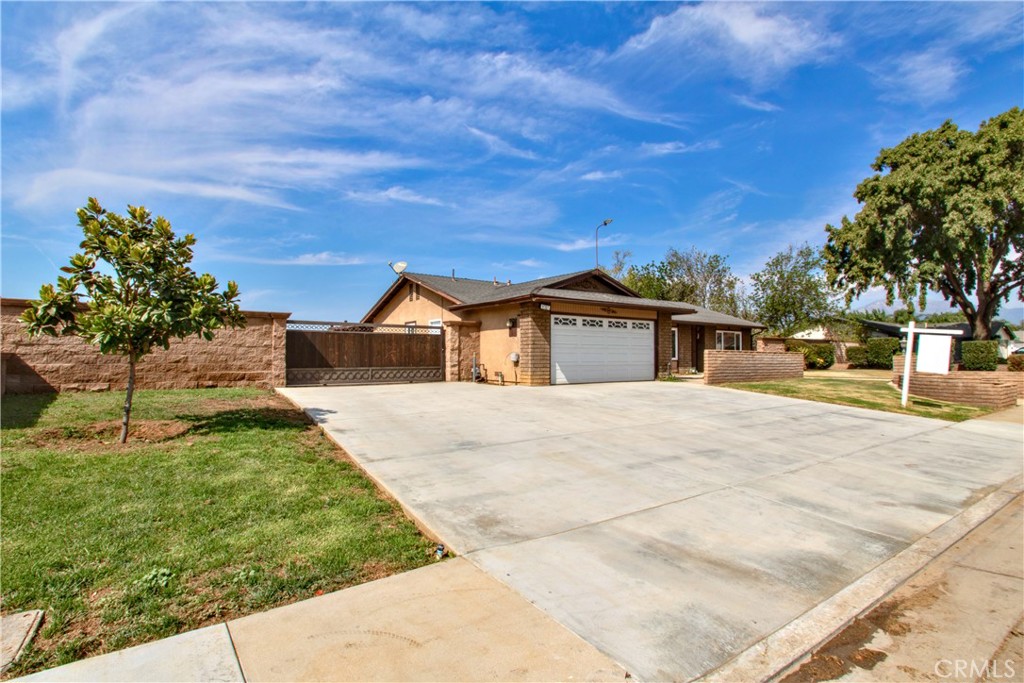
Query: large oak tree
xmin=824 ymin=107 xmax=1023 ymax=340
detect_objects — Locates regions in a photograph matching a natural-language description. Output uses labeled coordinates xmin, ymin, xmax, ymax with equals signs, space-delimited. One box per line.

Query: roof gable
xmin=549 ymin=271 xmax=638 ymax=296
xmin=361 ymin=268 xmax=703 ymax=321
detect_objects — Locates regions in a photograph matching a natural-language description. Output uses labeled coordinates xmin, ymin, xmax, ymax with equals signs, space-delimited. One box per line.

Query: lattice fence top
xmin=287 ymin=320 xmax=441 ymax=334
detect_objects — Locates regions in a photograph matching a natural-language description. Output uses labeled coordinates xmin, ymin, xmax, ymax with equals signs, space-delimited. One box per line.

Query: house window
xmin=671 ymin=328 xmax=678 ymax=361
xmin=405 ymin=321 xmax=417 ymax=334
xmin=428 ymin=319 xmax=442 ymax=335
xmin=716 ymin=330 xmax=742 ymax=351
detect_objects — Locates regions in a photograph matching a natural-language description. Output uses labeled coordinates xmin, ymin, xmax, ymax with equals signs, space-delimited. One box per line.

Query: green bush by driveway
xmin=0 ymin=388 xmax=433 ymax=677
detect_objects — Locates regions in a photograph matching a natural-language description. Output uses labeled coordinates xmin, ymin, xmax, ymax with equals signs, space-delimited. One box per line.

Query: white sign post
xmin=899 ymin=321 xmax=964 ymax=407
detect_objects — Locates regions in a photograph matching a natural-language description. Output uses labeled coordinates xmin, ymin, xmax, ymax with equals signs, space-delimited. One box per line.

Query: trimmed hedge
xmin=866 ymin=338 xmax=901 ymax=369
xmin=845 ymin=346 xmax=869 ymax=367
xmin=784 ymin=339 xmax=835 ymax=370
xmin=961 ymin=340 xmax=999 ymax=371
xmin=1008 ymin=355 xmax=1024 ymax=372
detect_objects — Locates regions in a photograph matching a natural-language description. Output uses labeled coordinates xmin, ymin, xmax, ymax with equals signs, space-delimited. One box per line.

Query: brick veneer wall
xmin=756 ymin=337 xmax=787 ymax=353
xmin=892 ymin=355 xmax=1022 ymax=408
xmin=1 ymin=298 xmax=289 ymax=394
xmin=519 ymin=302 xmax=551 ymax=386
xmin=676 ymin=326 xmax=695 ymax=371
xmin=657 ymin=312 xmax=673 ymax=377
xmin=443 ymin=320 xmax=480 ymax=382
xmin=703 ymin=350 xmax=804 ymax=384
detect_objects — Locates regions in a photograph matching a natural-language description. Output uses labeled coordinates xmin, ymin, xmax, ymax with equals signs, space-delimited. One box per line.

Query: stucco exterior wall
xmin=1 ymin=298 xmax=289 ymax=393
xmin=549 ymin=302 xmax=657 ymax=320
xmin=370 ymin=284 xmax=462 ymax=326
xmin=471 ymin=305 xmax=522 ymax=384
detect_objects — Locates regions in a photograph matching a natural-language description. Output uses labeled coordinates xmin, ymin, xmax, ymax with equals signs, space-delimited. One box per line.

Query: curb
xmin=699 ymin=478 xmax=1023 ymax=683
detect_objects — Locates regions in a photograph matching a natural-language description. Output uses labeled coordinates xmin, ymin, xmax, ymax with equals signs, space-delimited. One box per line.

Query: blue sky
xmin=2 ymin=2 xmax=1022 ymax=322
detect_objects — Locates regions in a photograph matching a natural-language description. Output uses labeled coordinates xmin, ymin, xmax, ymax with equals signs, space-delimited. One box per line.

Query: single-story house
xmin=858 ymin=319 xmax=1019 ymax=359
xmin=362 ymin=268 xmax=763 ymax=385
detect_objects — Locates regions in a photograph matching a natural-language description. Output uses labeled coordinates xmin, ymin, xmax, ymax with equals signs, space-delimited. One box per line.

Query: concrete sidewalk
xmin=16 ymin=559 xmax=626 ymax=682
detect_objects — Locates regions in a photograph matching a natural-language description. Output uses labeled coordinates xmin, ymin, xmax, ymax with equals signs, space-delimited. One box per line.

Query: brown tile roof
xmin=361 ymin=268 xmax=763 ymax=326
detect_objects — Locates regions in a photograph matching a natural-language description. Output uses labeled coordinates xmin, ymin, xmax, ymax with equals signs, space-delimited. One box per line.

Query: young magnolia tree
xmin=824 ymin=107 xmax=1023 ymax=340
xmin=21 ymin=198 xmax=245 ymax=443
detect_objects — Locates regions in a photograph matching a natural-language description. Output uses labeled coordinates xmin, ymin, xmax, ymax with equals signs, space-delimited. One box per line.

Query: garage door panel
xmin=551 ymin=315 xmax=654 ymax=384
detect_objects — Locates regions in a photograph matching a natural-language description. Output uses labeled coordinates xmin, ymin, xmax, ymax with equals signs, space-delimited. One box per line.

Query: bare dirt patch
xmin=781 ymin=582 xmax=945 ymax=683
xmin=32 ymin=420 xmax=190 ymax=451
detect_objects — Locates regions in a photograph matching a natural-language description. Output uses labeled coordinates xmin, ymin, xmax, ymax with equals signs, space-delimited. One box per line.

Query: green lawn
xmin=724 ymin=377 xmax=994 ymax=422
xmin=1 ymin=388 xmax=433 ymax=677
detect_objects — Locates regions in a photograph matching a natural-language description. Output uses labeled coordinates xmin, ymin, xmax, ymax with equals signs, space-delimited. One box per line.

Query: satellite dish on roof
xmin=389 ymin=261 xmax=408 ymax=274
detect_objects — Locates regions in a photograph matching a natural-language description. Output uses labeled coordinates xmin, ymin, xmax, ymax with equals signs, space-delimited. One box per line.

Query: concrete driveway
xmin=279 ymin=382 xmax=1023 ymax=681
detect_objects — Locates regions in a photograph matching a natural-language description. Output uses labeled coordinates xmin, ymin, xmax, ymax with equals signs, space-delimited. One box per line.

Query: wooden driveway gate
xmin=286 ymin=321 xmax=444 ymax=386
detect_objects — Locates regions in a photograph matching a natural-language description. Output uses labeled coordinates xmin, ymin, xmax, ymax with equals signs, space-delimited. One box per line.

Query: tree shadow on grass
xmin=180 ymin=407 xmax=313 ymax=435
xmin=1 ymin=392 xmax=59 ymax=429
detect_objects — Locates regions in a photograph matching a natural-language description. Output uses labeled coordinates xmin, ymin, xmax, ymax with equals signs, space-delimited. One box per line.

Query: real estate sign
xmin=916 ymin=334 xmax=952 ymax=374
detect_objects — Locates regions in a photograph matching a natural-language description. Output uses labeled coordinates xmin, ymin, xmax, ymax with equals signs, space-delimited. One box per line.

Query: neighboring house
xmin=362 ymin=268 xmax=763 ymax=385
xmin=857 ymin=319 xmax=1019 ymax=358
xmin=791 ymin=325 xmax=829 ymax=341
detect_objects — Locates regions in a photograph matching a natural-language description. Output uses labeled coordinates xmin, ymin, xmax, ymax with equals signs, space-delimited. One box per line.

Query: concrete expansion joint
xmin=950 ymin=562 xmax=1024 ymax=581
xmin=466 ymin=485 xmax=733 ymax=556
xmin=223 ymin=623 xmax=247 ymax=682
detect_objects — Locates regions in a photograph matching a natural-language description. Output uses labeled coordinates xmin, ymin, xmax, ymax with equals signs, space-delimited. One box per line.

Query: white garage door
xmin=551 ymin=315 xmax=655 ymax=384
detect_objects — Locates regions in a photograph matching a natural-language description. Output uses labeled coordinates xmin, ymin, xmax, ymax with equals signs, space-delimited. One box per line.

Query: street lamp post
xmin=595 ymin=218 xmax=613 ymax=269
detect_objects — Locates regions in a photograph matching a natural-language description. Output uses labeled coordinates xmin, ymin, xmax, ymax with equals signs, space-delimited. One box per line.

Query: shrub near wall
xmin=846 ymin=346 xmax=869 ymax=367
xmin=784 ymin=340 xmax=835 ymax=370
xmin=961 ymin=340 xmax=999 ymax=371
xmin=1009 ymin=355 xmax=1024 ymax=372
xmin=866 ymin=338 xmax=901 ymax=368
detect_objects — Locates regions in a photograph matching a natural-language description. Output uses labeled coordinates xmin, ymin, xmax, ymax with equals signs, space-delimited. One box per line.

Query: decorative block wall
xmin=1 ymin=298 xmax=289 ymax=394
xmin=703 ymin=350 xmax=804 ymax=384
xmin=892 ymin=355 xmax=1022 ymax=408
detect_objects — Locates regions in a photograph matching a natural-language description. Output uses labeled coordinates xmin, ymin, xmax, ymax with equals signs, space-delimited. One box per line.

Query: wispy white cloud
xmin=213 ymin=251 xmax=367 ymax=266
xmin=640 ymin=140 xmax=721 ymax=156
xmin=19 ymin=169 xmax=297 ymax=210
xmin=466 ymin=126 xmax=539 ymax=160
xmin=345 ymin=186 xmax=451 ymax=208
xmin=554 ymin=234 xmax=627 ymax=252
xmin=580 ymin=170 xmax=623 ymax=181
xmin=870 ymin=48 xmax=966 ymax=106
xmin=617 ymin=4 xmax=841 ymax=86
xmin=732 ymin=94 xmax=782 ymax=113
